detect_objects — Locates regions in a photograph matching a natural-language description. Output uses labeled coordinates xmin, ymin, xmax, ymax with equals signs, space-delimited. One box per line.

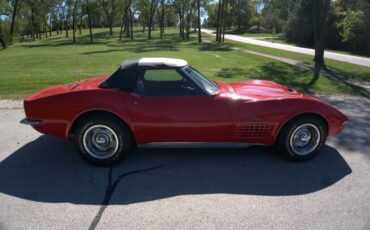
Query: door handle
xmin=131 ymin=92 xmax=141 ymax=97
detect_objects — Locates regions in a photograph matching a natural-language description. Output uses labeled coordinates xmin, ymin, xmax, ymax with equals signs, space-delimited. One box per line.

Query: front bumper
xmin=20 ymin=118 xmax=42 ymax=126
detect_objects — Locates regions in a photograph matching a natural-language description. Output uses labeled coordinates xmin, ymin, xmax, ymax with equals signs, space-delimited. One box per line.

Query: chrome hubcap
xmin=83 ymin=125 xmax=119 ymax=159
xmin=289 ymin=124 xmax=320 ymax=156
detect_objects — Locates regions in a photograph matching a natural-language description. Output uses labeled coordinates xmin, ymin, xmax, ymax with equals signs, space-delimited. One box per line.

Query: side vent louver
xmin=234 ymin=124 xmax=270 ymax=138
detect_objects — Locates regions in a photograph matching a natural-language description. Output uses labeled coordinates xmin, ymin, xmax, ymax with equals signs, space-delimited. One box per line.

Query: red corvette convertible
xmin=22 ymin=58 xmax=348 ymax=165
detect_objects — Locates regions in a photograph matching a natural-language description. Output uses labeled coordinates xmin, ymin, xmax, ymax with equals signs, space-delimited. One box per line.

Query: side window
xmin=135 ymin=69 xmax=201 ymax=97
xmin=144 ymin=69 xmax=183 ymax=81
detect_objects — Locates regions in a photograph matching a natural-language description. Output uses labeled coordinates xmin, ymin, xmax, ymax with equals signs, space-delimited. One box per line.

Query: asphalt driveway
xmin=0 ymin=94 xmax=369 ymax=230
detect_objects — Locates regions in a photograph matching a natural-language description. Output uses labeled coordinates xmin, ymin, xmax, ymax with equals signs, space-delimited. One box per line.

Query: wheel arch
xmin=273 ymin=112 xmax=329 ymax=145
xmin=68 ymin=109 xmax=134 ymax=141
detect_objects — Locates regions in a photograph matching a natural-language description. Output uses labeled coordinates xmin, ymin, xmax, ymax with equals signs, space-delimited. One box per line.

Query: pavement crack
xmin=88 ymin=164 xmax=164 ymax=230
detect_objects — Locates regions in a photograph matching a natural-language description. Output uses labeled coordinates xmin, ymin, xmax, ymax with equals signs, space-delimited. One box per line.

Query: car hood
xmin=25 ymin=75 xmax=109 ymax=101
xmin=217 ymin=80 xmax=303 ymax=101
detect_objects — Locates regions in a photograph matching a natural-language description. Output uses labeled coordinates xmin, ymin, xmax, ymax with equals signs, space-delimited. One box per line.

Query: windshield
xmin=183 ymin=67 xmax=219 ymax=95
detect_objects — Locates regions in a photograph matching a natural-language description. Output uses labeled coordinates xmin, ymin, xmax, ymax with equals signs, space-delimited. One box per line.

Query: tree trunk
xmin=79 ymin=14 xmax=82 ymax=35
xmin=160 ymin=0 xmax=165 ymax=38
xmin=217 ymin=0 xmax=226 ymax=43
xmin=109 ymin=19 xmax=113 ymax=36
xmin=65 ymin=20 xmax=69 ymax=38
xmin=197 ymin=0 xmax=201 ymax=42
xmin=86 ymin=0 xmax=93 ymax=42
xmin=222 ymin=1 xmax=228 ymax=43
xmin=216 ymin=0 xmax=222 ymax=42
xmin=178 ymin=11 xmax=183 ymax=39
xmin=49 ymin=13 xmax=52 ymax=37
xmin=119 ymin=18 xmax=124 ymax=40
xmin=119 ymin=8 xmax=127 ymax=40
xmin=312 ymin=0 xmax=331 ymax=74
xmin=180 ymin=7 xmax=185 ymax=39
xmin=10 ymin=0 xmax=19 ymax=36
xmin=0 ymin=21 xmax=7 ymax=48
xmin=125 ymin=12 xmax=130 ymax=38
xmin=31 ymin=7 xmax=35 ymax=40
xmin=44 ymin=24 xmax=48 ymax=38
xmin=72 ymin=0 xmax=78 ymax=43
xmin=130 ymin=10 xmax=134 ymax=40
xmin=0 ymin=36 xmax=7 ymax=49
xmin=148 ymin=0 xmax=156 ymax=40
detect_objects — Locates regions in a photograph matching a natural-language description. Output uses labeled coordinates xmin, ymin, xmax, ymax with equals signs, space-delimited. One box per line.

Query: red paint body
xmin=23 ymin=75 xmax=347 ymax=145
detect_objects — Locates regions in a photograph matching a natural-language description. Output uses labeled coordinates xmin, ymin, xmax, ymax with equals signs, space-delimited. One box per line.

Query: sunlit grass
xmin=0 ymin=27 xmax=365 ymax=98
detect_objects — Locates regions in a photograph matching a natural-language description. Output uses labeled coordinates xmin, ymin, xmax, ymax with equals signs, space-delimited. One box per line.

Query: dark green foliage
xmin=325 ymin=10 xmax=346 ymax=50
xmin=339 ymin=10 xmax=370 ymax=54
xmin=286 ymin=0 xmax=313 ymax=46
xmin=285 ymin=0 xmax=370 ymax=55
xmin=0 ymin=21 xmax=9 ymax=48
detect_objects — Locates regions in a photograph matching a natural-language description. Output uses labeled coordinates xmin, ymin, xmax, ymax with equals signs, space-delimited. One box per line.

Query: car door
xmin=125 ymin=67 xmax=233 ymax=143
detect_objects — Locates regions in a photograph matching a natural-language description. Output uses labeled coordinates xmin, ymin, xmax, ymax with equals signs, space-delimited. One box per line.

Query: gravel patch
xmin=0 ymin=100 xmax=23 ymax=110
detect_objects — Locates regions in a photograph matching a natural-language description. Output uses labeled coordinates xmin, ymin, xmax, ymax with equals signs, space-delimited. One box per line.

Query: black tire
xmin=275 ymin=115 xmax=327 ymax=161
xmin=74 ymin=115 xmax=134 ymax=166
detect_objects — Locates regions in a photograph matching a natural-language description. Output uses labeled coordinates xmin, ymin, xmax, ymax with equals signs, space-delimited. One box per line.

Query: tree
xmin=119 ymin=0 xmax=133 ymax=40
xmin=86 ymin=0 xmax=93 ymax=41
xmin=312 ymin=0 xmax=331 ymax=74
xmin=100 ymin=0 xmax=118 ymax=36
xmin=148 ymin=0 xmax=158 ymax=39
xmin=159 ymin=0 xmax=165 ymax=38
xmin=0 ymin=20 xmax=8 ymax=48
xmin=171 ymin=0 xmax=196 ymax=40
xmin=215 ymin=0 xmax=228 ymax=43
xmin=197 ymin=0 xmax=201 ymax=42
xmin=10 ymin=0 xmax=19 ymax=37
xmin=72 ymin=0 xmax=79 ymax=43
xmin=215 ymin=0 xmax=222 ymax=42
xmin=286 ymin=0 xmax=313 ymax=46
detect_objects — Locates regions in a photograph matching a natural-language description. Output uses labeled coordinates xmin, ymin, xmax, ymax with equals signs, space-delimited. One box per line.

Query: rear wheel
xmin=75 ymin=115 xmax=134 ymax=166
xmin=275 ymin=116 xmax=327 ymax=161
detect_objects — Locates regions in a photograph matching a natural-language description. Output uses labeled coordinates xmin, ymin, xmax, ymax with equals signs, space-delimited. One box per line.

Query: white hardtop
xmin=121 ymin=58 xmax=188 ymax=68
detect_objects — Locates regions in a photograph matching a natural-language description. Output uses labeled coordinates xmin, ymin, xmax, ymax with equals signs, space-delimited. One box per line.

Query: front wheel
xmin=75 ymin=115 xmax=134 ymax=166
xmin=275 ymin=116 xmax=327 ymax=161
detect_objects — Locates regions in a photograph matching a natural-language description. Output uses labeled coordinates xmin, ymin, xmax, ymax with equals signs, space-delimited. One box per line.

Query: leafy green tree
xmin=340 ymin=10 xmax=369 ymax=53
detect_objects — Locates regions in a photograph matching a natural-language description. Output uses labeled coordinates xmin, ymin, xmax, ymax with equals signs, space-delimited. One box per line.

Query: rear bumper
xmin=20 ymin=118 xmax=42 ymax=126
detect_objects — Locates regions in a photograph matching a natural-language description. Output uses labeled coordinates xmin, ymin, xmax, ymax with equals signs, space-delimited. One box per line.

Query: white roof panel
xmin=121 ymin=58 xmax=188 ymax=68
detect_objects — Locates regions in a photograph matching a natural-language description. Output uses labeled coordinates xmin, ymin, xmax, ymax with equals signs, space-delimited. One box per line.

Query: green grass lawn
xmin=0 ymin=27 xmax=365 ymax=99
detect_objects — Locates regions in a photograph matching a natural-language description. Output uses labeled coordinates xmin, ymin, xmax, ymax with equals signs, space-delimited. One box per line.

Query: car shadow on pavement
xmin=0 ymin=136 xmax=352 ymax=205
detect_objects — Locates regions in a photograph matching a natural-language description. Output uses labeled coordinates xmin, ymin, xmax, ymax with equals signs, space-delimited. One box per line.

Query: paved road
xmin=0 ymin=95 xmax=369 ymax=230
xmin=202 ymin=29 xmax=370 ymax=67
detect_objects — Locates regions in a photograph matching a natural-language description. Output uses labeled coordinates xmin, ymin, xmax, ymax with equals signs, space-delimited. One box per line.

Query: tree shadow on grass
xmin=198 ymin=42 xmax=233 ymax=52
xmin=19 ymin=38 xmax=108 ymax=48
xmin=0 ymin=135 xmax=351 ymax=205
xmin=215 ymin=62 xmax=370 ymax=96
xmin=215 ymin=62 xmax=311 ymax=90
xmin=80 ymin=39 xmax=180 ymax=55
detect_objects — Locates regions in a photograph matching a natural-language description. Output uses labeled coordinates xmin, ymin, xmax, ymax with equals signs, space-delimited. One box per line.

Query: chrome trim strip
xmin=20 ymin=118 xmax=41 ymax=125
xmin=343 ymin=120 xmax=350 ymax=126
